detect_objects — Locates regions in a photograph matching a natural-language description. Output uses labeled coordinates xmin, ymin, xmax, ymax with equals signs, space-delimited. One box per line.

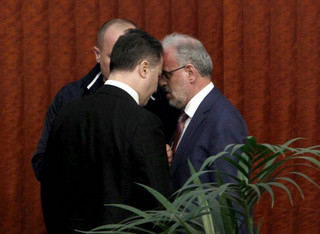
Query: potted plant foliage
xmin=79 ymin=136 xmax=320 ymax=234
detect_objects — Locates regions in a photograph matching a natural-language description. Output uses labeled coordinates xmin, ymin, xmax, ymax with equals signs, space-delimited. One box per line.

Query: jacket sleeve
xmin=208 ymin=117 xmax=248 ymax=184
xmin=129 ymin=114 xmax=172 ymax=210
xmin=31 ymin=89 xmax=65 ymax=181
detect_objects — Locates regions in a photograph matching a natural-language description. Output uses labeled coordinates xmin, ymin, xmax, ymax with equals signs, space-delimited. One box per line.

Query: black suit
xmin=32 ymin=64 xmax=179 ymax=181
xmin=41 ymin=85 xmax=171 ymax=233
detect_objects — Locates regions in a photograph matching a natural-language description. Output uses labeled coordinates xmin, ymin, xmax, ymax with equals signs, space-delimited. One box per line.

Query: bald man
xmin=32 ymin=19 xmax=179 ymax=181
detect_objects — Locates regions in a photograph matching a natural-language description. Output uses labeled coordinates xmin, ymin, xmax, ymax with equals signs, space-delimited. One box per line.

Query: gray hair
xmin=162 ymin=33 xmax=213 ymax=78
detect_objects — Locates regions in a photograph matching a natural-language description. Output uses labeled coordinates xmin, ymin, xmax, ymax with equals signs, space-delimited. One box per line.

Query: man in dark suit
xmin=41 ymin=29 xmax=171 ymax=233
xmin=32 ymin=18 xmax=179 ymax=181
xmin=159 ymin=33 xmax=248 ymax=191
xmin=32 ymin=19 xmax=137 ymax=181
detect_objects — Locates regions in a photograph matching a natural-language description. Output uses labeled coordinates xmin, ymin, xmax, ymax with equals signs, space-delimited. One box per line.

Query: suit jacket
xmin=41 ymin=85 xmax=171 ymax=233
xmin=171 ymin=87 xmax=248 ymax=192
xmin=32 ymin=64 xmax=179 ymax=181
xmin=32 ymin=64 xmax=103 ymax=181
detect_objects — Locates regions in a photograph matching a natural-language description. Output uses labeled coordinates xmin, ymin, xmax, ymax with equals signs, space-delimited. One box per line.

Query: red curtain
xmin=1 ymin=0 xmax=319 ymax=233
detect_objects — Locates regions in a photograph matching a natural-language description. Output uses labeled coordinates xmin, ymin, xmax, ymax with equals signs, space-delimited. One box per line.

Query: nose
xmin=158 ymin=77 xmax=167 ymax=86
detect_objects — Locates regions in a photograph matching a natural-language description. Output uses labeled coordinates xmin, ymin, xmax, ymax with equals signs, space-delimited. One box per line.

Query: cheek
xmin=106 ymin=57 xmax=111 ymax=66
xmin=150 ymin=77 xmax=158 ymax=91
xmin=171 ymin=80 xmax=184 ymax=95
xmin=154 ymin=76 xmax=159 ymax=85
xmin=102 ymin=57 xmax=110 ymax=68
xmin=100 ymin=57 xmax=111 ymax=77
xmin=168 ymin=80 xmax=177 ymax=91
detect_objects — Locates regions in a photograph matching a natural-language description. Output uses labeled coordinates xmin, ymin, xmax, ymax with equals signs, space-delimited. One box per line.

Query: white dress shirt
xmin=105 ymin=80 xmax=140 ymax=105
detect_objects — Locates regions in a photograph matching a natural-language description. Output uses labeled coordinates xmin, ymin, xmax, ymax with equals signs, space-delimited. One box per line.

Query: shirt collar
xmin=80 ymin=63 xmax=102 ymax=89
xmin=86 ymin=71 xmax=102 ymax=90
xmin=105 ymin=80 xmax=140 ymax=105
xmin=184 ymin=82 xmax=214 ymax=118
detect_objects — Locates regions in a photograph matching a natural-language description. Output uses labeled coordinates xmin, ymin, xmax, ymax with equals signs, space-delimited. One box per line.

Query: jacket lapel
xmin=171 ymin=87 xmax=223 ymax=172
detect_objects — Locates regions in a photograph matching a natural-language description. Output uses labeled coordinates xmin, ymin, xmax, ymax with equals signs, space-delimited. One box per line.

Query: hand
xmin=166 ymin=144 xmax=173 ymax=166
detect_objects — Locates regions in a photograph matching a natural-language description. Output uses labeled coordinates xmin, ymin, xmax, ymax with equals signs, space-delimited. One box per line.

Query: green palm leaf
xmin=89 ymin=136 xmax=320 ymax=234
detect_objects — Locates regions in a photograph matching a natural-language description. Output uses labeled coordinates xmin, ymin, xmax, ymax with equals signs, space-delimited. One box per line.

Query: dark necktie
xmin=172 ymin=111 xmax=189 ymax=153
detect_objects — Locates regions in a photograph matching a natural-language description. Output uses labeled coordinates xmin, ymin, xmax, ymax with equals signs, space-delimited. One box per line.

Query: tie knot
xmin=178 ymin=111 xmax=188 ymax=123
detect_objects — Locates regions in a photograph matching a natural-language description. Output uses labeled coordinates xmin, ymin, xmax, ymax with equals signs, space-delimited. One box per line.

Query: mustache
xmin=163 ymin=86 xmax=171 ymax=93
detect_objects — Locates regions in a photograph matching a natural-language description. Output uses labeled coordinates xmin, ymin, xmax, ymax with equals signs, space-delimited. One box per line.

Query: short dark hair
xmin=110 ymin=29 xmax=163 ymax=72
xmin=97 ymin=18 xmax=137 ymax=48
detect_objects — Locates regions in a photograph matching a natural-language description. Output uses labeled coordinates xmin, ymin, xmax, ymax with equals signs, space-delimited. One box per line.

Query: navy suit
xmin=171 ymin=87 xmax=248 ymax=192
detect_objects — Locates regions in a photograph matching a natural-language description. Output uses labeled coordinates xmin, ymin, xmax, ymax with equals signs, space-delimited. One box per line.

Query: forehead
xmin=157 ymin=57 xmax=164 ymax=69
xmin=163 ymin=46 xmax=178 ymax=70
xmin=151 ymin=56 xmax=163 ymax=71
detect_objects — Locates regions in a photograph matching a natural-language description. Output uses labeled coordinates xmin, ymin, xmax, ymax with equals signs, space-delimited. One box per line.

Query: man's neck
xmin=105 ymin=79 xmax=140 ymax=105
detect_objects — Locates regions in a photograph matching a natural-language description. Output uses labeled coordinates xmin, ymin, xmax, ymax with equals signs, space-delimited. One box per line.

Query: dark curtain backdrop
xmin=1 ymin=0 xmax=319 ymax=233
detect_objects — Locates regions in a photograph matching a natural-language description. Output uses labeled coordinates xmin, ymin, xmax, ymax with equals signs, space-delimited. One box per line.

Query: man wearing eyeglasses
xmin=159 ymin=33 xmax=248 ymax=192
xmin=41 ymin=29 xmax=171 ymax=233
xmin=32 ymin=18 xmax=179 ymax=181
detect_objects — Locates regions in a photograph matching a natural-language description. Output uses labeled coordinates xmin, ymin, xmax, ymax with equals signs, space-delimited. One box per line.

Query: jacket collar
xmin=80 ymin=63 xmax=104 ymax=94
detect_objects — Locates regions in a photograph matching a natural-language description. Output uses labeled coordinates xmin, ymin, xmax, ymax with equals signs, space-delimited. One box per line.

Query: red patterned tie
xmin=172 ymin=111 xmax=189 ymax=153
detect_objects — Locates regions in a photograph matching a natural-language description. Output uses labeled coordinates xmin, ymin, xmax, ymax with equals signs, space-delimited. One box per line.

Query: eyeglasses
xmin=161 ymin=65 xmax=186 ymax=80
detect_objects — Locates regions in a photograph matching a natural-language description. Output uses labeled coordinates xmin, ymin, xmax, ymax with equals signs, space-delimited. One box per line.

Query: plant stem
xmin=247 ymin=214 xmax=254 ymax=234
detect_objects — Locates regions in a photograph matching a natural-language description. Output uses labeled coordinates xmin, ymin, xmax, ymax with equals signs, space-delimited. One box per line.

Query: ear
xmin=93 ymin=46 xmax=101 ymax=63
xmin=185 ymin=64 xmax=197 ymax=83
xmin=139 ymin=60 xmax=149 ymax=79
